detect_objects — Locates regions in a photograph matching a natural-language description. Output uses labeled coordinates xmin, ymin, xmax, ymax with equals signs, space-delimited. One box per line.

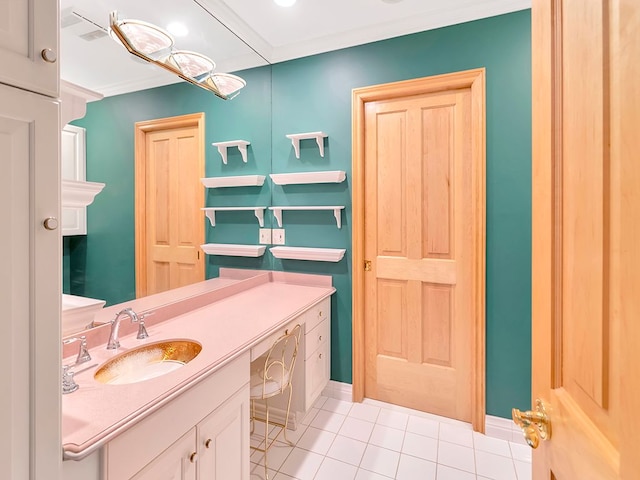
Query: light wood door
xmin=528 ymin=0 xmax=640 ymax=478
xmin=0 ymin=83 xmax=61 ymax=479
xmin=135 ymin=114 xmax=205 ymax=297
xmin=353 ymin=71 xmax=486 ymax=427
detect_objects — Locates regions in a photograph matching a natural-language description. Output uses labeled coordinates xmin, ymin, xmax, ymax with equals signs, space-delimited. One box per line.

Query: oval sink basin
xmin=94 ymin=339 xmax=202 ymax=385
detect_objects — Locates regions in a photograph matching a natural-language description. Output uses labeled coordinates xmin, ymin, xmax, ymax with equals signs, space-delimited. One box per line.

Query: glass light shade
xmin=167 ymin=50 xmax=215 ymax=78
xmin=116 ymin=20 xmax=174 ymax=56
xmin=110 ymin=11 xmax=246 ymax=100
xmin=204 ymin=73 xmax=247 ymax=99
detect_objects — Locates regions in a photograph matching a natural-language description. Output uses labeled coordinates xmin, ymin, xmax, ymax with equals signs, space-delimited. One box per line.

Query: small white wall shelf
xmin=201 ymin=175 xmax=266 ymax=188
xmin=285 ymin=132 xmax=328 ymax=158
xmin=211 ymin=140 xmax=250 ymax=164
xmin=201 ymin=207 xmax=266 ymax=227
xmin=201 ymin=244 xmax=266 ymax=257
xmin=270 ymin=246 xmax=346 ymax=262
xmin=61 ymin=179 xmax=105 ymax=208
xmin=268 ymin=206 xmax=345 ymax=229
xmin=270 ymin=170 xmax=346 ymax=186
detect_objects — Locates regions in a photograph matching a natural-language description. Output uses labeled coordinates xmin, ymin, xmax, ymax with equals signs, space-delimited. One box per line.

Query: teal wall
xmin=65 ymin=9 xmax=531 ymax=418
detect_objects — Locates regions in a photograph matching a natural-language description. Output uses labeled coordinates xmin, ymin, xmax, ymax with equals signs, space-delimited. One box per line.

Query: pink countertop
xmin=62 ymin=269 xmax=334 ymax=460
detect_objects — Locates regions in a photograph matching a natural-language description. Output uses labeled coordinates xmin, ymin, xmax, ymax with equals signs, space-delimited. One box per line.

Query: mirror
xmin=61 ymin=0 xmax=273 ymax=309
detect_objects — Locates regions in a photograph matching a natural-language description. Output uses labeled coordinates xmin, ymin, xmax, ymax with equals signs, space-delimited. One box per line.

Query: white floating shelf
xmin=270 ymin=170 xmax=346 ymax=186
xmin=201 ymin=207 xmax=266 ymax=227
xmin=270 ymin=246 xmax=346 ymax=262
xmin=62 ymin=179 xmax=106 ymax=208
xmin=201 ymin=175 xmax=266 ymax=188
xmin=285 ymin=131 xmax=328 ymax=158
xmin=268 ymin=206 xmax=345 ymax=229
xmin=211 ymin=140 xmax=250 ymax=164
xmin=201 ymin=244 xmax=266 ymax=257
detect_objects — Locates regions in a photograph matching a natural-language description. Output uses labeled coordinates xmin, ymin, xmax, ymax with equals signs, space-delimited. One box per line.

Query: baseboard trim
xmin=321 ymin=381 xmax=526 ymax=444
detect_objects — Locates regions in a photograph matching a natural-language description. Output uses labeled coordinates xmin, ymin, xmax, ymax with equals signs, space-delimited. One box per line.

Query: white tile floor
xmin=250 ymin=396 xmax=532 ymax=480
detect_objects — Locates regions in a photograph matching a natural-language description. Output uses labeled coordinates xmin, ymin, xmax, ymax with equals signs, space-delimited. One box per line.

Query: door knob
xmin=512 ymin=398 xmax=551 ymax=448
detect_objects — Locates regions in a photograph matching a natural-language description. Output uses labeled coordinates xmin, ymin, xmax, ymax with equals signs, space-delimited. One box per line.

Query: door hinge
xmin=364 ymin=260 xmax=372 ymax=271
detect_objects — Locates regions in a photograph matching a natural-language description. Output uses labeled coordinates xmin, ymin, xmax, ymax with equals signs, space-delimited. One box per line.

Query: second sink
xmin=94 ymin=339 xmax=202 ymax=385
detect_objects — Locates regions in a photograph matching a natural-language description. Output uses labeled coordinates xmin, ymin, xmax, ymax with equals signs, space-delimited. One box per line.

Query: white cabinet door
xmin=198 ymin=386 xmax=250 ymax=480
xmin=0 ymin=0 xmax=58 ymax=96
xmin=0 ymin=83 xmax=60 ymax=479
xmin=61 ymin=124 xmax=88 ymax=235
xmin=132 ymin=429 xmax=197 ymax=480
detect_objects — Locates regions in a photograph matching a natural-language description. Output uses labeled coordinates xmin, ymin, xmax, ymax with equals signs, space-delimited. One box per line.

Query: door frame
xmin=134 ymin=112 xmax=205 ymax=298
xmin=351 ymin=69 xmax=486 ymax=431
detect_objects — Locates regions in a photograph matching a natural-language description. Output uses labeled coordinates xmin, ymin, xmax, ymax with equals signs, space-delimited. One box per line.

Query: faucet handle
xmin=62 ymin=365 xmax=79 ymax=394
xmin=63 ymin=335 xmax=92 ymax=365
xmin=137 ymin=319 xmax=149 ymax=339
xmin=137 ymin=312 xmax=154 ymax=340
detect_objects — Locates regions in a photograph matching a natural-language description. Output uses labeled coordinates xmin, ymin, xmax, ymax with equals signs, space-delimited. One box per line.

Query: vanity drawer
xmin=250 ymin=321 xmax=300 ymax=361
xmin=305 ymin=318 xmax=329 ymax=360
xmin=304 ymin=297 xmax=330 ymax=333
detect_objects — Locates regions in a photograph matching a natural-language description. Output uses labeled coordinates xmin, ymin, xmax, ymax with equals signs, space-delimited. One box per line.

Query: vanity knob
xmin=318 ymin=335 xmax=323 ymax=342
xmin=205 ymin=438 xmax=212 ymax=449
xmin=318 ymin=353 xmax=323 ymax=359
xmin=43 ymin=217 xmax=58 ymax=231
xmin=41 ymin=48 xmax=57 ymax=63
xmin=189 ymin=452 xmax=198 ymax=463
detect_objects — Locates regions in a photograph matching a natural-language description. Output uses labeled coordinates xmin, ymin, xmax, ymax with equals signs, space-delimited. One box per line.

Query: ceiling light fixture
xmin=274 ymin=0 xmax=297 ymax=7
xmin=109 ymin=11 xmax=246 ymax=100
xmin=166 ymin=22 xmax=189 ymax=37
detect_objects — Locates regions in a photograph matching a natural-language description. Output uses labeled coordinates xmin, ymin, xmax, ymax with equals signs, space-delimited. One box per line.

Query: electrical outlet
xmin=272 ymin=228 xmax=285 ymax=245
xmin=259 ymin=228 xmax=272 ymax=244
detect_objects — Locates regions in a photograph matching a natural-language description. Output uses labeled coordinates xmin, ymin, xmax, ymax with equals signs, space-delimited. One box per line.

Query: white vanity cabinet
xmin=251 ymin=297 xmax=331 ymax=424
xmin=102 ymin=354 xmax=250 ymax=480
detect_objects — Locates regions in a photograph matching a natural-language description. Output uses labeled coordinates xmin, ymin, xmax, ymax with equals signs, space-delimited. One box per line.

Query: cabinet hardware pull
xmin=319 ymin=353 xmax=323 ymax=359
xmin=319 ymin=335 xmax=322 ymax=342
xmin=41 ymin=48 xmax=57 ymax=63
xmin=189 ymin=452 xmax=198 ymax=463
xmin=43 ymin=217 xmax=58 ymax=230
xmin=205 ymin=439 xmax=212 ymax=449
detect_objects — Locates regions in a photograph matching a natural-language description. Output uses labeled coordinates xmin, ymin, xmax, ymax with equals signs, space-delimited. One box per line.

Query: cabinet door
xmin=61 ymin=124 xmax=88 ymax=235
xmin=0 ymin=84 xmax=60 ymax=478
xmin=0 ymin=0 xmax=58 ymax=96
xmin=198 ymin=385 xmax=250 ymax=480
xmin=305 ymin=345 xmax=330 ymax=409
xmin=132 ymin=428 xmax=197 ymax=480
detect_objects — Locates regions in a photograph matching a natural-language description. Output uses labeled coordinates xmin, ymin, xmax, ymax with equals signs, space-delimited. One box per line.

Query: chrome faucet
xmin=61 ymin=335 xmax=92 ymax=394
xmin=107 ymin=307 xmax=141 ymax=349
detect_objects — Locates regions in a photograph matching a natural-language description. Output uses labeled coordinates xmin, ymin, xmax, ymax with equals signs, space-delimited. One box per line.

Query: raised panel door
xmin=0 ymin=0 xmax=58 ymax=96
xmin=198 ymin=386 xmax=250 ymax=480
xmin=131 ymin=429 xmax=197 ymax=480
xmin=0 ymin=83 xmax=60 ymax=479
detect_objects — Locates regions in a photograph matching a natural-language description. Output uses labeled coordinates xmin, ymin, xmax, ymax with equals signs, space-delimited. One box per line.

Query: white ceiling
xmin=60 ymin=0 xmax=530 ymax=97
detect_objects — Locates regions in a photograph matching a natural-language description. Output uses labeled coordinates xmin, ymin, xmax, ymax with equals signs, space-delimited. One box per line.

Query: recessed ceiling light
xmin=166 ymin=22 xmax=188 ymax=37
xmin=274 ymin=0 xmax=296 ymax=6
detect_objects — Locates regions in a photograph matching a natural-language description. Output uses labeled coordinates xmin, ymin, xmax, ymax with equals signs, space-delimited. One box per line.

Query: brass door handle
xmin=512 ymin=398 xmax=551 ymax=448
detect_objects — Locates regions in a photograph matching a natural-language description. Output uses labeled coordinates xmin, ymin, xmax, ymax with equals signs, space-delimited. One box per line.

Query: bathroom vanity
xmin=61 ymin=269 xmax=334 ymax=480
